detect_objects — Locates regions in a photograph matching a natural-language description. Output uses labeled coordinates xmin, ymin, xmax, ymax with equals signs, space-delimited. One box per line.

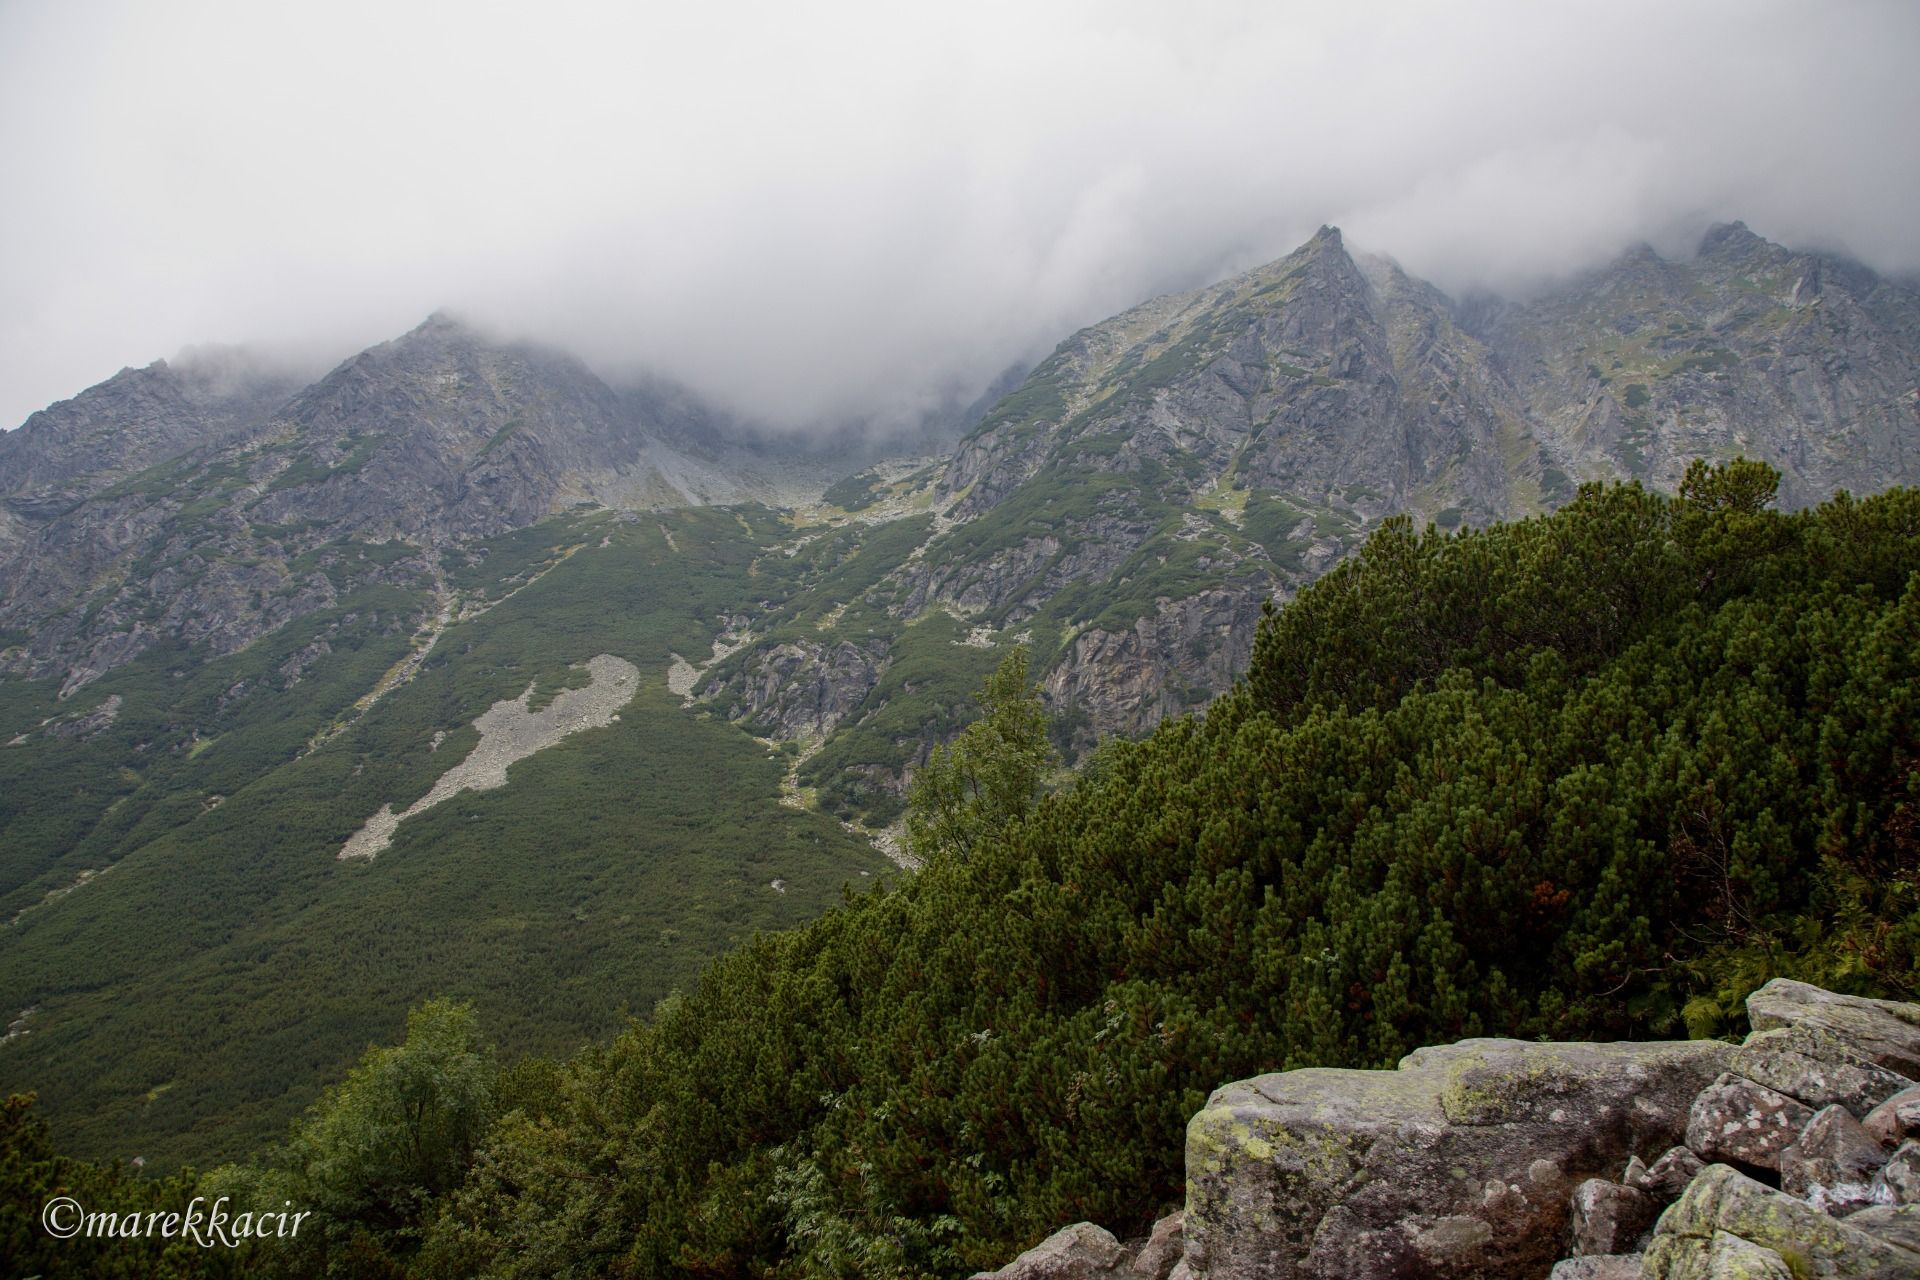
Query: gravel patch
xmin=339 ymin=654 xmax=640 ymax=860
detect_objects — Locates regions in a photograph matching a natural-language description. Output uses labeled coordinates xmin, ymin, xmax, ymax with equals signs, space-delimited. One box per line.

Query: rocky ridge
xmin=0 ymin=316 xmax=824 ymax=694
xmin=717 ymin=222 xmax=1920 ymax=798
xmin=7 ymin=223 xmax=1918 ymax=815
xmin=975 ymin=979 xmax=1920 ymax=1280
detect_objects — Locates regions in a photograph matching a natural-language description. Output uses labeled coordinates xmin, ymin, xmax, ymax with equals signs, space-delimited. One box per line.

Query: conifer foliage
xmin=216 ymin=462 xmax=1919 ymax=1279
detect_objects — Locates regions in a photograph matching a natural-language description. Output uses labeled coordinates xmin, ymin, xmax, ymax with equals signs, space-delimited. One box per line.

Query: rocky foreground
xmin=977 ymin=979 xmax=1920 ymax=1279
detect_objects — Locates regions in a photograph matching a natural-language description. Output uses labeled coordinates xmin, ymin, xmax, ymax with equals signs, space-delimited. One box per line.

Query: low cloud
xmin=2 ymin=0 xmax=1916 ymax=433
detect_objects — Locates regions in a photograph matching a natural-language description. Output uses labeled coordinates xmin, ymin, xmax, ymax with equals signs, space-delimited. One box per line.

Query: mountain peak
xmin=1698 ymin=220 xmax=1770 ymax=260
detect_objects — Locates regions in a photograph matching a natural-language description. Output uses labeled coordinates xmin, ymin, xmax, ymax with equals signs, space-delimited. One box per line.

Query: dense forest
xmin=10 ymin=460 xmax=1918 ymax=1278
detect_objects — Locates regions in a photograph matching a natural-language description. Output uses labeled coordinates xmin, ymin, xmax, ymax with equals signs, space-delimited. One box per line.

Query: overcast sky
xmin=2 ymin=0 xmax=1917 ymax=433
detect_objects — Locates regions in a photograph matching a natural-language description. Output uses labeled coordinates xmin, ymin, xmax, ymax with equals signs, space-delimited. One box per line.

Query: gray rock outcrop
xmin=975 ymin=980 xmax=1920 ymax=1280
xmin=1180 ymin=1037 xmax=1730 ymax=1279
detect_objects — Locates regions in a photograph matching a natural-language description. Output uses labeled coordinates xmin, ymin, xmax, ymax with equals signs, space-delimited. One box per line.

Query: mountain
xmin=0 ymin=314 xmax=824 ymax=694
xmin=1 ymin=220 xmax=1917 ymax=1169
xmin=708 ymin=221 xmax=1920 ymax=797
xmin=1464 ymin=219 xmax=1920 ymax=506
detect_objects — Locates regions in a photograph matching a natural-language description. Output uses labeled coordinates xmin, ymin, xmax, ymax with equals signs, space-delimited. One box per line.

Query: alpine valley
xmin=2 ymin=217 xmax=1917 ymax=1186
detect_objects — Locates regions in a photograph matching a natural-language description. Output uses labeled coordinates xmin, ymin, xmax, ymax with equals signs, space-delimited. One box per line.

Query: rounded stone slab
xmin=1730 ymin=1024 xmax=1914 ymax=1117
xmin=1745 ymin=978 xmax=1920 ymax=1079
xmin=1182 ymin=1037 xmax=1731 ymax=1280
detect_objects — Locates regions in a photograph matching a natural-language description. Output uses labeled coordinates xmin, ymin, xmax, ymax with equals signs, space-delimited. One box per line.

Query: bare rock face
xmin=1684 ymin=1073 xmax=1815 ymax=1170
xmin=1127 ymin=1213 xmax=1185 ymax=1280
xmin=1041 ymin=587 xmax=1266 ymax=746
xmin=1179 ymin=1037 xmax=1731 ymax=1280
xmin=1641 ymin=1163 xmax=1920 ymax=1278
xmin=719 ymin=639 xmax=890 ymax=739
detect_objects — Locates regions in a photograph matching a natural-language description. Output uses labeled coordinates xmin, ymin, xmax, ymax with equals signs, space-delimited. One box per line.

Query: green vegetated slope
xmin=185 ymin=461 xmax=1919 ymax=1279
xmin=0 ymin=506 xmax=892 ymax=1167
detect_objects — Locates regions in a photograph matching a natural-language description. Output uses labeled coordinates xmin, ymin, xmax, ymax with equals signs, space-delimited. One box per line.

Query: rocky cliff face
xmin=975 ymin=980 xmax=1920 ymax=1280
xmin=0 ymin=316 xmax=812 ymax=692
xmin=1466 ymin=221 xmax=1920 ymax=510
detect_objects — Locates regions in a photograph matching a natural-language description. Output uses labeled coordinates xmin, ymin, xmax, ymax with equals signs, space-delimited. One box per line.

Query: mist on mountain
xmin=3 ymin=1 xmax=1918 ymax=438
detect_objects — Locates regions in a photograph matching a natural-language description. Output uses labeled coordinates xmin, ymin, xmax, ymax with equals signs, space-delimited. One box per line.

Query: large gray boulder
xmin=1642 ymin=1163 xmax=1920 ymax=1278
xmin=1729 ymin=1024 xmax=1913 ymax=1117
xmin=1684 ymin=1073 xmax=1813 ymax=1169
xmin=1180 ymin=1037 xmax=1731 ymax=1279
xmin=1778 ymin=1104 xmax=1884 ymax=1215
xmin=1746 ymin=979 xmax=1920 ymax=1079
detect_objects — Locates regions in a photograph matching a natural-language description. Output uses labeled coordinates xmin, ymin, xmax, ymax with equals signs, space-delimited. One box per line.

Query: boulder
xmin=1729 ymin=1024 xmax=1913 ymax=1117
xmin=1778 ymin=1104 xmax=1884 ymax=1215
xmin=971 ymin=1222 xmax=1125 ymax=1280
xmin=1181 ymin=1037 xmax=1730 ymax=1279
xmin=1865 ymin=1085 xmax=1920 ymax=1149
xmin=1745 ymin=979 xmax=1920 ymax=1079
xmin=1844 ymin=1204 xmax=1920 ymax=1255
xmin=1701 ymin=1231 xmax=1792 ymax=1279
xmin=1874 ymin=1139 xmax=1920 ymax=1205
xmin=1127 ymin=1212 xmax=1185 ymax=1280
xmin=1641 ymin=1163 xmax=1920 ymax=1278
xmin=1684 ymin=1073 xmax=1814 ymax=1169
xmin=1626 ymin=1145 xmax=1705 ymax=1199
xmin=1548 ymin=1256 xmax=1644 ymax=1279
xmin=1568 ymin=1178 xmax=1657 ymax=1255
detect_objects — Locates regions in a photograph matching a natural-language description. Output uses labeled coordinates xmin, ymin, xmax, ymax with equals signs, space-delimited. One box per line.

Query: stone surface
xmin=1126 ymin=1212 xmax=1184 ymax=1280
xmin=1569 ymin=1178 xmax=1658 ymax=1256
xmin=1685 ymin=1073 xmax=1815 ymax=1170
xmin=1629 ymin=1145 xmax=1706 ymax=1199
xmin=1745 ymin=978 xmax=1920 ymax=1079
xmin=971 ymin=1222 xmax=1125 ymax=1280
xmin=1845 ymin=1204 xmax=1920 ymax=1254
xmin=1779 ymin=1104 xmax=1885 ymax=1215
xmin=1642 ymin=1163 xmax=1920 ymax=1278
xmin=1865 ymin=1085 xmax=1920 ymax=1149
xmin=1182 ymin=1036 xmax=1731 ymax=1279
xmin=1874 ymin=1140 xmax=1920 ymax=1205
xmin=1730 ymin=1024 xmax=1914 ymax=1117
xmin=1548 ymin=1256 xmax=1644 ymax=1280
xmin=1702 ymin=1231 xmax=1792 ymax=1280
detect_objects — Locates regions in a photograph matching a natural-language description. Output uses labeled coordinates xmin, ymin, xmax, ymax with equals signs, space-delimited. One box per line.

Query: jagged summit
xmin=1698 ymin=218 xmax=1767 ymax=257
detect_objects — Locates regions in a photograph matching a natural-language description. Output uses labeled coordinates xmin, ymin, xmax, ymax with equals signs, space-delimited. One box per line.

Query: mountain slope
xmin=3 ymin=220 xmax=1917 ymax=1172
xmin=708 ymin=223 xmax=1920 ymax=802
